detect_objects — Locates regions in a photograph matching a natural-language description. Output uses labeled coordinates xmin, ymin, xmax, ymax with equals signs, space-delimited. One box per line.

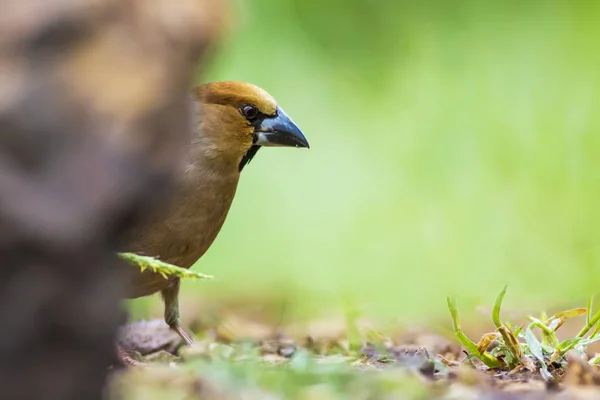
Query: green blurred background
xmin=129 ymin=0 xmax=600 ymax=326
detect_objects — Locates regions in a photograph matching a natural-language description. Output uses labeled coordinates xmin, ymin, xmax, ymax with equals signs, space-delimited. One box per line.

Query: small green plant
xmin=448 ymin=286 xmax=600 ymax=381
xmin=118 ymin=252 xmax=214 ymax=280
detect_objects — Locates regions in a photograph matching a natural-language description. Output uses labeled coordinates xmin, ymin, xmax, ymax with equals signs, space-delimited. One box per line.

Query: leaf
xmin=524 ymin=327 xmax=544 ymax=362
xmin=118 ymin=252 xmax=214 ymax=280
xmin=524 ymin=326 xmax=552 ymax=381
xmin=492 ymin=286 xmax=508 ymax=328
xmin=512 ymin=324 xmax=524 ymax=338
xmin=476 ymin=333 xmax=500 ymax=354
xmin=547 ymin=308 xmax=586 ymax=332
xmin=499 ymin=324 xmax=521 ymax=362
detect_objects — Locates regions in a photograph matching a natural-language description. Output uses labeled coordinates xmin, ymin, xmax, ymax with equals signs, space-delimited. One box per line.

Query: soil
xmin=108 ymin=315 xmax=600 ymax=400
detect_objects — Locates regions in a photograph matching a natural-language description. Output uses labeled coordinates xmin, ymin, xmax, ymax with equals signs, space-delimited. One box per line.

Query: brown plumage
xmin=120 ymin=81 xmax=309 ymax=355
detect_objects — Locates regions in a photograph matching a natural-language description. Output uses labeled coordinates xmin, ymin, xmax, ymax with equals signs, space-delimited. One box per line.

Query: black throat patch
xmin=239 ymin=145 xmax=261 ymax=172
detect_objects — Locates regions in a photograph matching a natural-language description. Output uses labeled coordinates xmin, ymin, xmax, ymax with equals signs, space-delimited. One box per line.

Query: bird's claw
xmin=116 ymin=345 xmax=147 ymax=367
xmin=172 ymin=325 xmax=195 ymax=346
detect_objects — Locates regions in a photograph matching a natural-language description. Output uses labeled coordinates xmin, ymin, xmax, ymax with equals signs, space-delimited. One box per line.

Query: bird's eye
xmin=241 ymin=105 xmax=259 ymax=120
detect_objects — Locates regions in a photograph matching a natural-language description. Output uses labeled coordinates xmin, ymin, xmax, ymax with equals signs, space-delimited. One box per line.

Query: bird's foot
xmin=171 ymin=324 xmax=195 ymax=346
xmin=116 ymin=344 xmax=146 ymax=367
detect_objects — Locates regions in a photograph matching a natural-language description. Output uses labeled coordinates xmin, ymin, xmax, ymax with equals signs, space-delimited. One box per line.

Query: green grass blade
xmin=492 ymin=285 xmax=508 ymax=328
xmin=528 ymin=317 xmax=559 ymax=347
xmin=550 ymin=337 xmax=583 ymax=362
xmin=587 ymin=296 xmax=593 ymax=327
xmin=575 ymin=307 xmax=600 ymax=339
xmin=591 ymin=322 xmax=600 ymax=339
xmin=447 ymin=296 xmax=480 ymax=355
xmin=447 ymin=296 xmax=502 ymax=368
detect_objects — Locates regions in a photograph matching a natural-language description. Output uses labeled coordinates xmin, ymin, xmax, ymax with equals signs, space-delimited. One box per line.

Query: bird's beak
xmin=254 ymin=106 xmax=309 ymax=148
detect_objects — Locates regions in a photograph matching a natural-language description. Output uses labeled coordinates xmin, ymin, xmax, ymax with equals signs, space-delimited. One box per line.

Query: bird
xmin=118 ymin=81 xmax=309 ymax=364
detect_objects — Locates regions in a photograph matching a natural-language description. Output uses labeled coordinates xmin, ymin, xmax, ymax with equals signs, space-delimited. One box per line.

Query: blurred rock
xmin=562 ymin=351 xmax=600 ymax=386
xmin=0 ymin=0 xmax=225 ymax=399
xmin=119 ymin=319 xmax=183 ymax=356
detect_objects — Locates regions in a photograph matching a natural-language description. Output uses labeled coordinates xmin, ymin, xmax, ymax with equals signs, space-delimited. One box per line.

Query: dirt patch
xmin=108 ymin=318 xmax=600 ymax=399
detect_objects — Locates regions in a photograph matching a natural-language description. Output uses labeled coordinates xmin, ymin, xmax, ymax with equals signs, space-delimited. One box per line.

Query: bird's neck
xmin=184 ymin=141 xmax=241 ymax=192
xmin=189 ymin=133 xmax=243 ymax=172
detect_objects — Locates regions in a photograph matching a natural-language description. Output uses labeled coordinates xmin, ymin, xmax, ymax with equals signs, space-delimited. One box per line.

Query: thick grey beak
xmin=254 ymin=106 xmax=309 ymax=148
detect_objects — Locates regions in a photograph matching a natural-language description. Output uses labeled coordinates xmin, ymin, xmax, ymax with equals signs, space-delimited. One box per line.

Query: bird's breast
xmin=123 ymin=167 xmax=240 ymax=298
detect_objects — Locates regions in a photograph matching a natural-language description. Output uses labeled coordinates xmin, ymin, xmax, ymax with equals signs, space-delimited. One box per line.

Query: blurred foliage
xmin=129 ymin=0 xmax=600 ymax=325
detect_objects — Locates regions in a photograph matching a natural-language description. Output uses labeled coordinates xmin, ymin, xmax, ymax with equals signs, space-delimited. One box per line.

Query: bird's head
xmin=193 ymin=81 xmax=309 ymax=172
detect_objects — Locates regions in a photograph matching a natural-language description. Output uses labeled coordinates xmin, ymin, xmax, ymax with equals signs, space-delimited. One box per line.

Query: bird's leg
xmin=116 ymin=344 xmax=145 ymax=367
xmin=162 ymin=278 xmax=195 ymax=346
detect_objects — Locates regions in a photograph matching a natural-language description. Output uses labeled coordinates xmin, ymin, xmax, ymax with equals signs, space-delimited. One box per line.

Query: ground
xmin=108 ymin=308 xmax=600 ymax=400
